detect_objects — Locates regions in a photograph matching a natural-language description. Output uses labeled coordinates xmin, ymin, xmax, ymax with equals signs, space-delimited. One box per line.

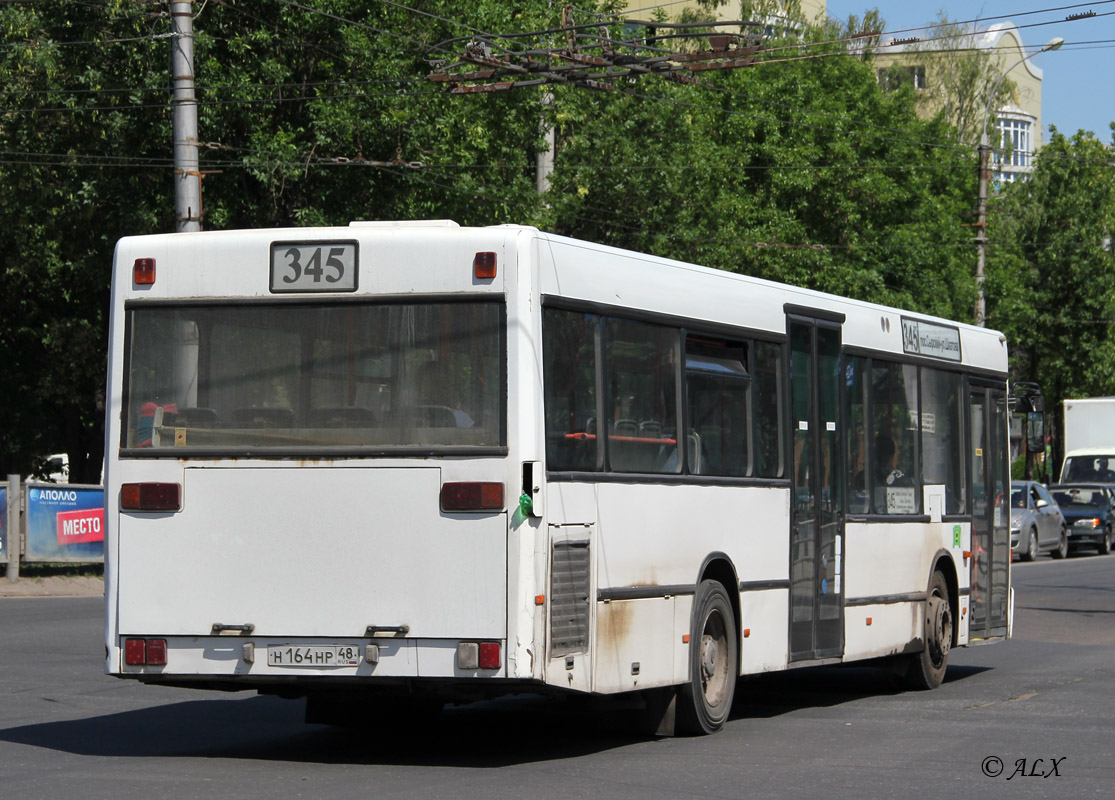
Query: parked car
xmin=1010 ymin=480 xmax=1067 ymax=560
xmin=1046 ymin=484 xmax=1115 ymax=556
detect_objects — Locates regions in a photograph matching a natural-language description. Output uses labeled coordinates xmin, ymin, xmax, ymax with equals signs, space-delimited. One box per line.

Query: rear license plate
xmin=267 ymin=644 xmax=361 ymax=667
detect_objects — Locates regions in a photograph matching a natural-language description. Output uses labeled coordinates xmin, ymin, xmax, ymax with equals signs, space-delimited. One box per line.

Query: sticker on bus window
xmin=886 ymin=486 xmax=917 ymax=515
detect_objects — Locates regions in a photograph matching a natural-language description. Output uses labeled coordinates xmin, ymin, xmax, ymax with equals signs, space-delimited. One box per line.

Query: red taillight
xmin=121 ymin=482 xmax=181 ymax=512
xmin=124 ymin=637 xmax=168 ymax=666
xmin=478 ymin=642 xmax=501 ymax=670
xmin=144 ymin=638 xmax=168 ymax=666
xmin=441 ymin=482 xmax=504 ymax=512
xmin=134 ymin=258 xmax=156 ymax=285
xmin=124 ymin=638 xmax=147 ymax=665
xmin=473 ymin=251 xmax=497 ymax=280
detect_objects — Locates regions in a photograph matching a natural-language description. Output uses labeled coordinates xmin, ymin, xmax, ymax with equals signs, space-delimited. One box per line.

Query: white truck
xmin=1060 ymin=397 xmax=1115 ymax=483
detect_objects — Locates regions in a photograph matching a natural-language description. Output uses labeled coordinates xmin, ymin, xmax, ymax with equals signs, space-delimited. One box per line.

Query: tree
xmin=540 ymin=13 xmax=976 ymax=319
xmin=5 ymin=1 xmax=1103 ymax=485
xmin=989 ymin=128 xmax=1115 ymax=467
xmin=0 ymin=1 xmax=168 ymax=482
xmin=0 ymin=0 xmax=551 ymax=481
xmin=878 ymin=14 xmax=1012 ymax=147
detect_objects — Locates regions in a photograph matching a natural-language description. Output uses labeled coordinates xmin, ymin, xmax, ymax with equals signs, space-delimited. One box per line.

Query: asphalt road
xmin=3 ymin=552 xmax=1115 ymax=800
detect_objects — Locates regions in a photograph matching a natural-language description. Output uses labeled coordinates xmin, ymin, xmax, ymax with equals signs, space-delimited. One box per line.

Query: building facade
xmin=873 ymin=22 xmax=1047 ymax=184
xmin=621 ymin=1 xmax=827 ymax=27
xmin=621 ymin=4 xmax=1049 ymax=183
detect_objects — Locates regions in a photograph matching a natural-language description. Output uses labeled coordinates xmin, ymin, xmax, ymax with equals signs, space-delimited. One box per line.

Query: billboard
xmin=24 ymin=483 xmax=105 ymax=562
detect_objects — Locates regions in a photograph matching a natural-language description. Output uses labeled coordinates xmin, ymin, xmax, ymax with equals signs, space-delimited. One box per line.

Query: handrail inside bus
xmin=564 ymin=432 xmax=677 ymax=445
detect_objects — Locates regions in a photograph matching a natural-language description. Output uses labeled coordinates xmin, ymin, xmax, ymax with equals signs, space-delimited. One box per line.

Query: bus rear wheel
xmin=677 ymin=580 xmax=737 ymax=735
xmin=905 ymin=571 xmax=952 ymax=690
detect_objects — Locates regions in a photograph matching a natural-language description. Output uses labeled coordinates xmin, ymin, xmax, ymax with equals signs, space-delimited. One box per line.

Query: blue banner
xmin=24 ymin=484 xmax=105 ymax=562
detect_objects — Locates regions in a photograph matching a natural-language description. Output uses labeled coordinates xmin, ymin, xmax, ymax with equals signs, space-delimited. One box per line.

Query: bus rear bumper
xmin=109 ymin=635 xmax=516 ymax=681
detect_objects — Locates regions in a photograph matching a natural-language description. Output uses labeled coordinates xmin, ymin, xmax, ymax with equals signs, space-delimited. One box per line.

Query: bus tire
xmin=905 ymin=571 xmax=952 ymax=691
xmin=677 ymin=579 xmax=737 ymax=735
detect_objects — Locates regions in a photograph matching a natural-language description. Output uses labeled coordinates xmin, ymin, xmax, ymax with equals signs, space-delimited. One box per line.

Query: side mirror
xmin=1027 ymin=411 xmax=1045 ymax=453
xmin=1035 ymin=498 xmax=1049 ymax=509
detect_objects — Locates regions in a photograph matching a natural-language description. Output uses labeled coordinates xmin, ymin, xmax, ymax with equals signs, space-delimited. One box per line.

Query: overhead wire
xmin=1 ymin=2 xmax=1108 ymax=186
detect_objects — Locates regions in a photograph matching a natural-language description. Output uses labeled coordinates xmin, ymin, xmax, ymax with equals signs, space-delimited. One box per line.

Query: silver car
xmin=1011 ymin=481 xmax=1067 ymax=560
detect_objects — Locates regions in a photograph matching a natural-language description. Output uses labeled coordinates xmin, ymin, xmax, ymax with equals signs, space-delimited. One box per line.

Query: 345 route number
xmin=269 ymin=240 xmax=358 ymax=293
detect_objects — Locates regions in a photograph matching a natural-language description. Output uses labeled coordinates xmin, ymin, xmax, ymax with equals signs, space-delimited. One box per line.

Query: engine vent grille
xmin=550 ymin=539 xmax=590 ymax=655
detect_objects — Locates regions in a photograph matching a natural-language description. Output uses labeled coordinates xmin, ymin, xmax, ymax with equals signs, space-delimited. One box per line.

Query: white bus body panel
xmin=115 ymin=467 xmax=507 ymax=639
xmin=545 ymin=481 xmax=791 ymax=692
xmin=534 ymin=234 xmax=1009 ymax=378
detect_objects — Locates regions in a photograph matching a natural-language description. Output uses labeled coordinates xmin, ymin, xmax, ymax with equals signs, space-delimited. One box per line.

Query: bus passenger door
xmin=969 ymin=384 xmax=1010 ymax=639
xmin=788 ymin=317 xmax=845 ymax=661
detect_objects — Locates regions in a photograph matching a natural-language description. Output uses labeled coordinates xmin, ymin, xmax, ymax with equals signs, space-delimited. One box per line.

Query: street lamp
xmin=974 ymin=36 xmax=1063 ymax=327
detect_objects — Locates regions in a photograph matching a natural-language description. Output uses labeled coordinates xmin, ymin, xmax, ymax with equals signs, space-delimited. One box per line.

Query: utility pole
xmin=5 ymin=475 xmax=19 ymax=582
xmin=171 ymin=0 xmax=201 ymax=232
xmin=974 ymin=36 xmax=1063 ymax=326
xmin=974 ymin=141 xmax=990 ymax=327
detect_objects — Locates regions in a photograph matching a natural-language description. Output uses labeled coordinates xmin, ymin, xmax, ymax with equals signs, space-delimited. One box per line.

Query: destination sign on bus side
xmin=900 ymin=317 xmax=962 ymax=362
xmin=269 ymin=240 xmax=358 ymax=293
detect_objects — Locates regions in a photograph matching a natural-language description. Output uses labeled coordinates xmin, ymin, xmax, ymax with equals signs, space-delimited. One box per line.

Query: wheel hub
xmin=926 ymin=594 xmax=952 ymax=665
xmin=701 ymin=634 xmax=719 ymax=680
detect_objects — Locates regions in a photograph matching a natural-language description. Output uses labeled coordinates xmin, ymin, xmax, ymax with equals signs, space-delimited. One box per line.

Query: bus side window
xmin=869 ymin=360 xmax=919 ymax=515
xmin=846 ymin=356 xmax=870 ymax=513
xmin=684 ymin=336 xmax=750 ymax=477
xmin=920 ymin=367 xmax=966 ymax=515
xmin=753 ymin=341 xmax=784 ymax=479
xmin=604 ymin=318 xmax=678 ymax=474
xmin=542 ymin=308 xmax=600 ymax=472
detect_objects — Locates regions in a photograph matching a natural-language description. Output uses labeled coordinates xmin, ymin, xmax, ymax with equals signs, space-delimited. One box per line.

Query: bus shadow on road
xmin=732 ymin=662 xmax=991 ymax=719
xmin=0 ymin=693 xmax=668 ymax=765
xmin=0 ymin=664 xmax=991 ymax=765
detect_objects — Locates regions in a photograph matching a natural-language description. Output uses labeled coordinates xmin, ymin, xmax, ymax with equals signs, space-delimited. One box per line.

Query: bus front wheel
xmin=677 ymin=580 xmax=737 ymax=735
xmin=905 ymin=571 xmax=952 ymax=691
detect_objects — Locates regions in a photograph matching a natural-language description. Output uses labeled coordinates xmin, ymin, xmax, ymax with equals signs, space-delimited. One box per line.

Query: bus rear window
xmin=123 ymin=301 xmax=505 ymax=453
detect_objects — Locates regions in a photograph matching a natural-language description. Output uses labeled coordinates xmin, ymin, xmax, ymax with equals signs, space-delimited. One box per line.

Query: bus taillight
xmin=133 ymin=258 xmax=156 ymax=285
xmin=124 ymin=638 xmax=167 ymax=666
xmin=456 ymin=641 xmax=501 ymax=670
xmin=121 ymin=482 xmax=181 ymax=512
xmin=478 ymin=642 xmax=501 ymax=670
xmin=441 ymin=482 xmax=504 ymax=512
xmin=473 ymin=252 xmax=497 ymax=279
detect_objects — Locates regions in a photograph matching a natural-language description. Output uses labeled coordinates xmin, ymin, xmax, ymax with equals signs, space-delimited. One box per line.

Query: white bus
xmin=104 ymin=221 xmax=1011 ymax=735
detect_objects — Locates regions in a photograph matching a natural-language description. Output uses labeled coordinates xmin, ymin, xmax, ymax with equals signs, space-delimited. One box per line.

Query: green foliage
xmin=990 ymin=129 xmax=1115 ymax=463
xmin=1 ymin=1 xmax=1113 ymax=481
xmin=1 ymin=0 xmax=167 ymax=481
xmin=541 ymin=17 xmax=976 ymax=318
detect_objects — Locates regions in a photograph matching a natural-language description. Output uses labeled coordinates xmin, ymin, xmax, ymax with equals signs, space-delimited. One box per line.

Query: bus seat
xmin=231 ymin=407 xmax=295 ymax=428
xmin=165 ymin=407 xmax=221 ymax=427
xmin=639 ymin=420 xmax=663 ymax=438
xmin=310 ymin=406 xmax=377 ymax=428
xmin=613 ymin=418 xmax=638 ymax=436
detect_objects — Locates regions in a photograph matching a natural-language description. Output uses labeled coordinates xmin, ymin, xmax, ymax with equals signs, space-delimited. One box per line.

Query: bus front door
xmin=788 ymin=317 xmax=845 ymax=661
